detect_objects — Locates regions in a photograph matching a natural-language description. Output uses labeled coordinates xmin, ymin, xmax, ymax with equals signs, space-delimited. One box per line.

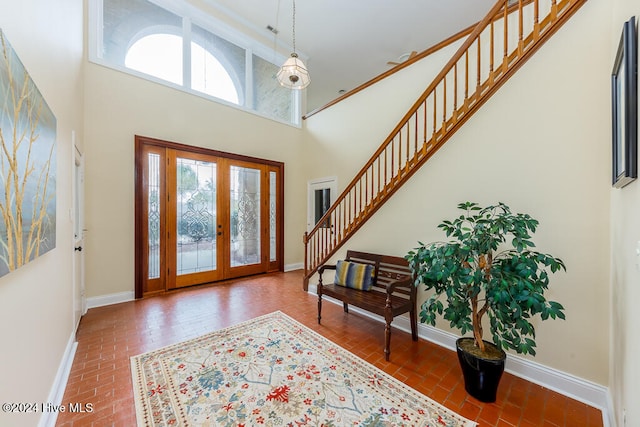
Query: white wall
xmin=83 ymin=64 xmax=308 ymax=298
xmin=0 ymin=1 xmax=84 ymax=426
xmin=305 ymin=0 xmax=610 ymax=390
xmin=610 ymin=0 xmax=640 ymax=425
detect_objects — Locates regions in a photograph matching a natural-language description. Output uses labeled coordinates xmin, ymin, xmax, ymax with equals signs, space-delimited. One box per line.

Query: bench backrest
xmin=345 ymin=250 xmax=414 ymax=299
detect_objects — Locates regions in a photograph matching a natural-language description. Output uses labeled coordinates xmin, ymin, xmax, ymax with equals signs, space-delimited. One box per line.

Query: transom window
xmin=125 ymin=33 xmax=240 ymax=104
xmin=125 ymin=33 xmax=183 ymax=87
xmin=89 ymin=0 xmax=301 ymax=125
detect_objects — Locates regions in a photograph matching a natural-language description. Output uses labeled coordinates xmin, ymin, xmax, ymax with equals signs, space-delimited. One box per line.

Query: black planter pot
xmin=456 ymin=337 xmax=506 ymax=403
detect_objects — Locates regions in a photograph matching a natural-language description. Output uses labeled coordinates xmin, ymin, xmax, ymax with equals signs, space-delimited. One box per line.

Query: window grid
xmin=91 ymin=0 xmax=302 ymax=126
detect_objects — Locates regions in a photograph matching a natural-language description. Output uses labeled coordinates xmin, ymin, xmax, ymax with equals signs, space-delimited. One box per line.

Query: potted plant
xmin=406 ymin=202 xmax=566 ymax=402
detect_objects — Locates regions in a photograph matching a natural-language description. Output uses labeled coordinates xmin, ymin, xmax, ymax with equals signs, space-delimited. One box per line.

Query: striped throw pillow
xmin=334 ymin=260 xmax=374 ymax=291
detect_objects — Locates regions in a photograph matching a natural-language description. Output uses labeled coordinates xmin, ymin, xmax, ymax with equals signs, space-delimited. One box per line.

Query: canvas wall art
xmin=0 ymin=28 xmax=56 ymax=278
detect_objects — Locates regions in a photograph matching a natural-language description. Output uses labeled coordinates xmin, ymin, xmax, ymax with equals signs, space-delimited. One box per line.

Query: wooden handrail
xmin=302 ymin=24 xmax=475 ymax=120
xmin=303 ymin=0 xmax=537 ymax=120
xmin=303 ymin=0 xmax=587 ymax=290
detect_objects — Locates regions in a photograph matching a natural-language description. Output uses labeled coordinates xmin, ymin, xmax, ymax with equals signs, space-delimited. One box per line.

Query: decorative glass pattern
xmin=148 ymin=153 xmax=160 ymax=279
xmin=176 ymin=158 xmax=217 ymax=275
xmin=269 ymin=171 xmax=277 ymax=263
xmin=230 ymin=166 xmax=260 ymax=267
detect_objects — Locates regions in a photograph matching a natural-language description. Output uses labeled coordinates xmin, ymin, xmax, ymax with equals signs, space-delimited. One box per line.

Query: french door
xmin=135 ymin=136 xmax=283 ymax=298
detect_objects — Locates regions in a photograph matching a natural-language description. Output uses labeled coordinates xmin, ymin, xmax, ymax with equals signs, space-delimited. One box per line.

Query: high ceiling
xmin=206 ymin=0 xmax=496 ymax=113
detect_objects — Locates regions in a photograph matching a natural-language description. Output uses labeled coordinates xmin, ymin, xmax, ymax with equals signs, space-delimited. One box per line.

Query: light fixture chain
xmin=272 ymin=0 xmax=281 ymax=63
xmin=292 ymin=0 xmax=296 ymax=53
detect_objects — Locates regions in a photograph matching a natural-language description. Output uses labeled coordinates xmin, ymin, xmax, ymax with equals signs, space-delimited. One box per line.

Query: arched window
xmin=92 ymin=0 xmax=300 ymax=125
xmin=125 ymin=33 xmax=240 ymax=105
xmin=191 ymin=41 xmax=240 ymax=105
xmin=125 ymin=33 xmax=183 ymax=86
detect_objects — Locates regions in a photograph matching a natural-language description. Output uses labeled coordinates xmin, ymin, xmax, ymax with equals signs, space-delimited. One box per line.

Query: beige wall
xmin=0 ymin=0 xmax=84 ymax=426
xmin=610 ymin=0 xmax=640 ymax=425
xmin=306 ymin=0 xmax=611 ymax=389
xmin=83 ymin=64 xmax=308 ymax=297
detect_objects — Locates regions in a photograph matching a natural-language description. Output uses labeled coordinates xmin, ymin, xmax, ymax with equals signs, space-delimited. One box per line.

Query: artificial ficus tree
xmin=406 ymin=202 xmax=566 ymax=356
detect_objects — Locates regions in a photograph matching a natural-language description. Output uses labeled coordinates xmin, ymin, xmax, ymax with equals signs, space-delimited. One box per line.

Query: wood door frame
xmin=136 ymin=143 xmax=167 ymax=296
xmin=307 ymin=176 xmax=337 ymax=232
xmin=134 ymin=135 xmax=285 ymax=298
xmin=72 ymin=139 xmax=87 ymax=329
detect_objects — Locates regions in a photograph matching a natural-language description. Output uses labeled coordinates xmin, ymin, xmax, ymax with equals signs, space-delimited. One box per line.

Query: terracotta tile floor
xmin=56 ymin=270 xmax=603 ymax=426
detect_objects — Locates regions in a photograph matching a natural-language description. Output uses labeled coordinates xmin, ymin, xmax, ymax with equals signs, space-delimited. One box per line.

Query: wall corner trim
xmin=284 ymin=263 xmax=303 ymax=272
xmin=38 ymin=335 xmax=77 ymax=427
xmin=86 ymin=291 xmax=135 ymax=309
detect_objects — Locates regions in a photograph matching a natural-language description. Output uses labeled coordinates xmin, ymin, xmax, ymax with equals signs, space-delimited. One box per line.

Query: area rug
xmin=131 ymin=311 xmax=476 ymax=427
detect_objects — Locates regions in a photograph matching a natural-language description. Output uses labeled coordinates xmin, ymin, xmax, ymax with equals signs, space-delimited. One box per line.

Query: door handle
xmin=74 ymin=246 xmax=83 ymax=252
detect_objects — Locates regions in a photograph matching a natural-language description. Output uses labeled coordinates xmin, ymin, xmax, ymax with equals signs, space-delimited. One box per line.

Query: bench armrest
xmin=318 ymin=264 xmax=337 ymax=286
xmin=385 ymin=275 xmax=413 ymax=294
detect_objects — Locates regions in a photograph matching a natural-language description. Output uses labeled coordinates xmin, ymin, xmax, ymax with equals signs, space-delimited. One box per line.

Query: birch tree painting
xmin=0 ymin=29 xmax=56 ymax=278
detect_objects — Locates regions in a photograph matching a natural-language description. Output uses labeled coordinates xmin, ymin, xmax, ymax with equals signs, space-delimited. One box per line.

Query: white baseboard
xmin=86 ymin=291 xmax=135 ymax=309
xmin=87 ymin=269 xmax=304 ymax=310
xmin=284 ymin=263 xmax=303 ymax=272
xmin=87 ymin=267 xmax=304 ymax=309
xmin=414 ymin=317 xmax=614 ymax=427
xmin=310 ymin=288 xmax=613 ymax=426
xmin=38 ymin=334 xmax=77 ymax=427
xmin=503 ymin=351 xmax=609 ymax=415
xmin=604 ymin=390 xmax=616 ymax=427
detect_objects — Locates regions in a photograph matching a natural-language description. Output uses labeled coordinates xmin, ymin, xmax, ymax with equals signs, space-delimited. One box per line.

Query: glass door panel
xmin=267 ymin=166 xmax=281 ymax=271
xmin=229 ymin=165 xmax=261 ymax=268
xmin=148 ymin=153 xmax=161 ymax=280
xmin=176 ymin=157 xmax=217 ymax=274
xmin=140 ymin=144 xmax=166 ymax=297
xmin=172 ymin=152 xmax=223 ymax=288
xmin=269 ymin=171 xmax=277 ymax=263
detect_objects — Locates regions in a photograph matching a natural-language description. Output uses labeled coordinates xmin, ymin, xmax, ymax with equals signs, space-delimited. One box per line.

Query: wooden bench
xmin=316 ymin=250 xmax=418 ymax=361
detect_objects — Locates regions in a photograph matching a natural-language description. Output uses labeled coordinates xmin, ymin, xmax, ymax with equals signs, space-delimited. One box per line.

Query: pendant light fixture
xmin=276 ymin=0 xmax=310 ymax=89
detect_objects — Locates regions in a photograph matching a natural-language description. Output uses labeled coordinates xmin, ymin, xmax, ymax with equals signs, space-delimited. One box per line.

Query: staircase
xmin=303 ymin=0 xmax=587 ymax=289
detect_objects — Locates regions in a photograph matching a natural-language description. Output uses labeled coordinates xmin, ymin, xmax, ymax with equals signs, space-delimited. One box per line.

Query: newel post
xmin=303 ymin=232 xmax=309 ymax=291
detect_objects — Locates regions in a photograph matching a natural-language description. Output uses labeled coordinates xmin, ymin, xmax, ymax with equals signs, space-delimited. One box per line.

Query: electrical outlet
xmin=623 ymin=408 xmax=627 ymax=426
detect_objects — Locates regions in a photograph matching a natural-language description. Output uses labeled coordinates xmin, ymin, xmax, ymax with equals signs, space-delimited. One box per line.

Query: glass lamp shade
xmin=276 ymin=53 xmax=310 ymax=89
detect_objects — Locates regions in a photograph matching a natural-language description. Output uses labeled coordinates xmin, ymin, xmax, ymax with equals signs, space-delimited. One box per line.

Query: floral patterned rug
xmin=131 ymin=311 xmax=476 ymax=427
